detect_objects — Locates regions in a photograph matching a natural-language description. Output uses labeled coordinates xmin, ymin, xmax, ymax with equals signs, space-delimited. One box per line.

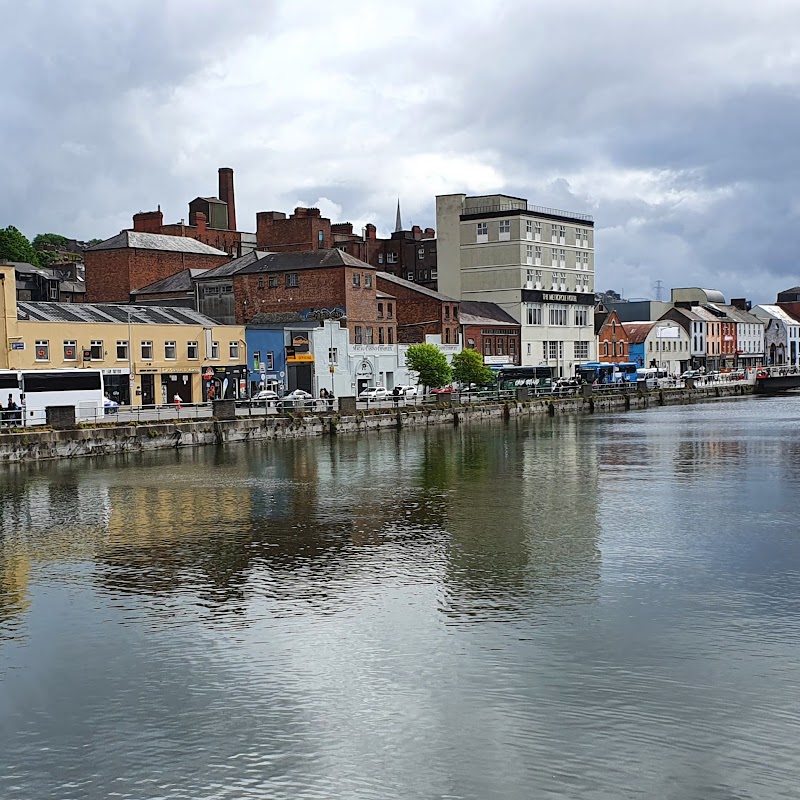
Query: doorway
xmin=141 ymin=374 xmax=155 ymax=406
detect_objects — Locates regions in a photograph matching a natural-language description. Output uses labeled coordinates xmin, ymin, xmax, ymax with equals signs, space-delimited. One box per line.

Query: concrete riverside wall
xmin=0 ymin=384 xmax=754 ymax=464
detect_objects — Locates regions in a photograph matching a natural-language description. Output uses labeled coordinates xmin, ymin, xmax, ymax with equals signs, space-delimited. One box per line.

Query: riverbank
xmin=0 ymin=383 xmax=753 ymax=463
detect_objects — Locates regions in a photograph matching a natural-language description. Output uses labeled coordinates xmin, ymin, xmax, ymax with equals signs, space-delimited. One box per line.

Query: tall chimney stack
xmin=218 ymin=167 xmax=237 ymax=231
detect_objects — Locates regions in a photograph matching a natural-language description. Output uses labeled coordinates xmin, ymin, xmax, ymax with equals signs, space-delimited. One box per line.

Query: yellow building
xmin=0 ymin=264 xmax=247 ymax=405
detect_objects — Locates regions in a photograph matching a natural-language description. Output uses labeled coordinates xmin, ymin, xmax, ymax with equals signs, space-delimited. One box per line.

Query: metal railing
xmin=463 ymin=202 xmax=594 ymax=222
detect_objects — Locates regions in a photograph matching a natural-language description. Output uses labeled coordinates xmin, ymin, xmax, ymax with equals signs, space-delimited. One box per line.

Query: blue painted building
xmin=245 ymin=326 xmax=288 ymax=395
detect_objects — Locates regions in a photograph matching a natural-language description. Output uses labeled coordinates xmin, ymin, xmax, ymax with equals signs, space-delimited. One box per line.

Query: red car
xmin=431 ymin=386 xmax=455 ymax=394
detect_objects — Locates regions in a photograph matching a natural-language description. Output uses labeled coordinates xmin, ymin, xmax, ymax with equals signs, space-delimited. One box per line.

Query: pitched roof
xmin=197 ymin=248 xmax=373 ymax=280
xmin=458 ymin=301 xmax=519 ymax=326
xmin=131 ymin=268 xmax=208 ymax=296
xmin=754 ymin=305 xmax=800 ymax=324
xmin=17 ymin=300 xmax=222 ymax=327
xmin=707 ymin=303 xmax=761 ymax=324
xmin=623 ymin=321 xmax=656 ymax=344
xmin=86 ymin=230 xmax=227 ymax=255
xmin=376 ymin=271 xmax=457 ymax=302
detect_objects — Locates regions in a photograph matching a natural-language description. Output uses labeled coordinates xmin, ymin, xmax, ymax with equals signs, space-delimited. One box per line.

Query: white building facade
xmin=752 ymin=305 xmax=800 ymax=366
xmin=645 ymin=320 xmax=692 ymax=375
xmin=436 ymin=194 xmax=595 ymax=377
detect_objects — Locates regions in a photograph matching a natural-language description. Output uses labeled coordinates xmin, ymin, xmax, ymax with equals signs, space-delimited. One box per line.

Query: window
xmin=164 ymin=341 xmax=177 ymax=360
xmin=63 ymin=340 xmax=77 ymax=361
xmin=388 ymin=327 xmax=393 ymax=344
xmin=329 ymin=347 xmax=338 ymax=365
xmin=535 ymin=269 xmax=542 ymax=285
xmin=574 ymin=341 xmax=589 ymax=360
xmin=387 ymin=303 xmax=393 ymax=319
xmin=526 ymin=244 xmax=533 ymax=265
xmin=229 ymin=341 xmax=239 ymax=360
xmin=266 ymin=351 xmax=274 ymax=370
xmin=582 ymin=252 xmax=589 ymax=270
xmin=551 ymin=224 xmax=558 ymax=243
xmin=418 ymin=247 xmax=425 ymax=259
xmin=116 ymin=340 xmax=129 ymax=360
xmin=559 ymin=248 xmax=566 ymax=267
xmin=445 ymin=328 xmax=451 ymax=344
xmin=187 ymin=341 xmax=198 ymax=360
xmin=387 ymin=252 xmax=398 ymax=264
xmin=365 ymin=327 xmax=374 ymax=344
xmin=377 ymin=302 xmax=384 ymax=318
xmin=484 ymin=339 xmax=492 ymax=356
xmin=364 ymin=274 xmax=372 ymax=288
xmin=549 ymin=341 xmax=559 ymax=360
xmin=612 ymin=341 xmax=618 ymax=357
xmin=527 ymin=343 xmax=532 ymax=355
xmin=527 ymin=268 xmax=534 ymax=286
xmin=575 ymin=308 xmax=589 ymax=326
xmin=444 ymin=306 xmax=450 ymax=320
xmin=431 ymin=269 xmax=438 ymax=279
xmin=90 ymin=340 xmax=103 ymax=360
xmin=496 ymin=338 xmax=503 ymax=355
xmin=35 ymin=340 xmax=49 ymax=361
xmin=551 ymin=248 xmax=559 ymax=267
xmin=318 ymin=230 xmax=324 ymax=248
xmin=257 ymin=276 xmax=264 ymax=289
xmin=353 ymin=273 xmax=361 ymax=288
xmin=141 ymin=340 xmax=153 ymax=360
xmin=526 ymin=303 xmax=542 ymax=325
xmin=378 ymin=254 xmax=384 ymax=264
xmin=575 ymin=228 xmax=583 ymax=247
xmin=269 ymin=275 xmax=278 ymax=288
xmin=378 ymin=327 xmax=385 ymax=344
xmin=549 ymin=305 xmax=568 ymax=326
xmin=535 ymin=221 xmax=542 ymax=241
xmin=558 ymin=224 xmax=566 ymax=244
xmin=477 ymin=222 xmax=488 ymax=242
xmin=535 ymin=246 xmax=542 ymax=266
xmin=211 ymin=341 xmax=220 ymax=359
xmin=286 ymin=273 xmax=299 ymax=288
xmin=49 ymin=285 xmax=59 ymax=300
xmin=509 ymin=338 xmax=515 ymax=354
xmin=467 ymin=337 xmax=476 ymax=349
xmin=499 ymin=220 xmax=511 ymax=240
xmin=355 ymin=326 xmax=363 ymax=344
xmin=542 ymin=341 xmax=548 ymax=359
xmin=526 ymin=220 xmax=533 ymax=239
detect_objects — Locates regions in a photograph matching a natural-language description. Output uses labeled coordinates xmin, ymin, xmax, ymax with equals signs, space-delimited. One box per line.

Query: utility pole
xmin=654 ymin=280 xmax=664 ymax=302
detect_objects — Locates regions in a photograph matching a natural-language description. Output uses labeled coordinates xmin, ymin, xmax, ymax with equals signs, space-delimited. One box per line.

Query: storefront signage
xmin=287 ymin=353 xmax=314 ymax=363
xmin=356 ymin=359 xmax=373 ymax=377
xmin=292 ymin=336 xmax=310 ymax=347
xmin=101 ymin=368 xmax=130 ymax=375
xmin=522 ymin=289 xmax=594 ymax=305
xmin=10 ymin=342 xmax=25 ymax=350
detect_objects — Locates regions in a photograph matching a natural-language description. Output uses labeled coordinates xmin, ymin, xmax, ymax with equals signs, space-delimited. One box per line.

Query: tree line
xmin=0 ymin=226 xmax=100 ymax=268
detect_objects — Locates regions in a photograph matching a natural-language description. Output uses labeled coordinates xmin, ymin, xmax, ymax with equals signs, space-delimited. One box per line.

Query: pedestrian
xmin=392 ymin=386 xmax=401 ymax=407
xmin=207 ymin=383 xmax=216 ymax=402
xmin=174 ymin=393 xmax=183 ymax=411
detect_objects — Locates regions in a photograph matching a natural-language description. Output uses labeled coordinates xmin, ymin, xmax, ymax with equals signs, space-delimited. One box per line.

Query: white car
xmin=254 ymin=389 xmax=280 ymax=405
xmin=283 ymin=389 xmax=314 ymax=406
xmin=359 ymin=386 xmax=390 ymax=401
xmin=393 ymin=384 xmax=419 ymax=398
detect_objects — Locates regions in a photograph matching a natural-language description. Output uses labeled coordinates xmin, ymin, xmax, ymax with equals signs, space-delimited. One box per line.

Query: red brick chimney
xmin=424 ymin=227 xmax=435 ymax=239
xmin=218 ymin=167 xmax=237 ymax=231
xmin=412 ymin=225 xmax=422 ymax=240
xmin=365 ymin=223 xmax=377 ymax=240
xmin=132 ymin=209 xmax=164 ymax=233
xmin=195 ymin=211 xmax=207 ymax=234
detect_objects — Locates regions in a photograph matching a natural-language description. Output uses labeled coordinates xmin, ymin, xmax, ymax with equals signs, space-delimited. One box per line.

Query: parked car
xmin=359 ymin=386 xmax=390 ymax=401
xmin=393 ymin=384 xmax=419 ymax=398
xmin=104 ymin=397 xmax=119 ymax=414
xmin=431 ymin=386 xmax=455 ymax=395
xmin=282 ymin=389 xmax=314 ymax=407
xmin=681 ymin=369 xmax=700 ymax=379
xmin=253 ymin=389 xmax=280 ymax=405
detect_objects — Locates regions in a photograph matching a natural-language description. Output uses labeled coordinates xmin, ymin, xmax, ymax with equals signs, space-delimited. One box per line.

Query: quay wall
xmin=0 ymin=384 xmax=753 ymax=464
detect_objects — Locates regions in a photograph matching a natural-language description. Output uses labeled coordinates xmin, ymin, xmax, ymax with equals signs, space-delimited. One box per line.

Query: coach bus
xmin=497 ymin=366 xmax=554 ymax=394
xmin=0 ymin=369 xmax=105 ymax=426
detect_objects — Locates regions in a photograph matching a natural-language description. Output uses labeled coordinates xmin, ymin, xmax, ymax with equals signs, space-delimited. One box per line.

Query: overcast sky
xmin=3 ymin=0 xmax=800 ymax=302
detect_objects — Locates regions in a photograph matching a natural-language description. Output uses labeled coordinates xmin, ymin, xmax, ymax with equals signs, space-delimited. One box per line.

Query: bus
xmin=576 ymin=362 xmax=639 ymax=385
xmin=497 ymin=366 xmax=554 ymax=394
xmin=0 ymin=369 xmax=105 ymax=426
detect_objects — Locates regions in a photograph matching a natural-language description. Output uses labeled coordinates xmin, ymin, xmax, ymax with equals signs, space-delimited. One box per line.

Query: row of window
xmin=523 ymin=247 xmax=591 ymax=269
xmin=256 ymin=273 xmax=299 ymax=289
xmin=476 ymin=220 xmax=590 ymax=247
xmin=537 ymin=340 xmax=591 ymax=361
xmin=648 ymin=340 xmax=688 ymax=352
xmin=33 ymin=339 xmax=239 ymax=362
xmin=602 ymin=341 xmax=627 ymax=357
xmin=376 ymin=247 xmax=430 ymax=264
xmin=354 ymin=326 xmax=394 ymax=345
xmin=480 ymin=337 xmax=517 ymax=357
xmin=352 ymin=273 xmax=373 ymax=288
xmin=525 ymin=269 xmax=591 ymax=292
xmin=377 ymin=302 xmax=394 ymax=319
xmin=525 ymin=304 xmax=590 ymax=327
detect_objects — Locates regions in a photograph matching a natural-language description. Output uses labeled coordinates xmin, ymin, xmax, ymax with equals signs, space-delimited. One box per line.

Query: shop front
xmin=102 ymin=367 xmax=131 ymax=406
xmin=160 ymin=370 xmax=197 ymax=404
xmin=202 ymin=365 xmax=249 ymax=401
xmin=286 ymin=334 xmax=314 ymax=394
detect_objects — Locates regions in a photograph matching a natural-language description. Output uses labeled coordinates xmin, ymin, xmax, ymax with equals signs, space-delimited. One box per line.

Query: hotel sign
xmin=522 ymin=289 xmax=594 ymax=305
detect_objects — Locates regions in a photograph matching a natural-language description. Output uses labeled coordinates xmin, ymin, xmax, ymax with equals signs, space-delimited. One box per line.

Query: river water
xmin=1 ymin=397 xmax=799 ymax=799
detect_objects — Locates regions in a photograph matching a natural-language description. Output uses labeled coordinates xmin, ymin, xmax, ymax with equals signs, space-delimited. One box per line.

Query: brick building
xmin=595 ymin=308 xmax=630 ymax=362
xmin=459 ymin=301 xmax=520 ymax=366
xmin=84 ymin=231 xmax=228 ymax=303
xmin=256 ymin=205 xmax=439 ymax=290
xmin=375 ymin=272 xmax=459 ymax=345
xmin=195 ymin=249 xmax=395 ymax=346
xmin=130 ymin=168 xmax=256 ymax=258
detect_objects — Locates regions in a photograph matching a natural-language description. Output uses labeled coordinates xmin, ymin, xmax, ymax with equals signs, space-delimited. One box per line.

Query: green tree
xmin=0 ymin=226 xmax=41 ymax=267
xmin=404 ymin=343 xmax=452 ymax=391
xmin=451 ymin=348 xmax=497 ymax=387
xmin=32 ymin=233 xmax=71 ymax=267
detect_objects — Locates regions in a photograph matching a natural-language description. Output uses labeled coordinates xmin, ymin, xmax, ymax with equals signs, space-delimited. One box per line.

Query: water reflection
xmin=2 ymin=399 xmax=800 ymax=799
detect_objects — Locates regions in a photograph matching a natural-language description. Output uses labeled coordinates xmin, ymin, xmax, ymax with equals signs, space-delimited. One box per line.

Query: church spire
xmin=395 ymin=198 xmax=402 ymax=232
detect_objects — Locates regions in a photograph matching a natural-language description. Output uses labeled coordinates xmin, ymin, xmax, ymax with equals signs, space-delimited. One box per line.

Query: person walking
xmin=173 ymin=393 xmax=183 ymax=411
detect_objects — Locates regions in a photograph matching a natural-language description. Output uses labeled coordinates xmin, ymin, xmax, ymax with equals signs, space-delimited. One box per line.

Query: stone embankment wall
xmin=0 ymin=384 xmax=753 ymax=464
